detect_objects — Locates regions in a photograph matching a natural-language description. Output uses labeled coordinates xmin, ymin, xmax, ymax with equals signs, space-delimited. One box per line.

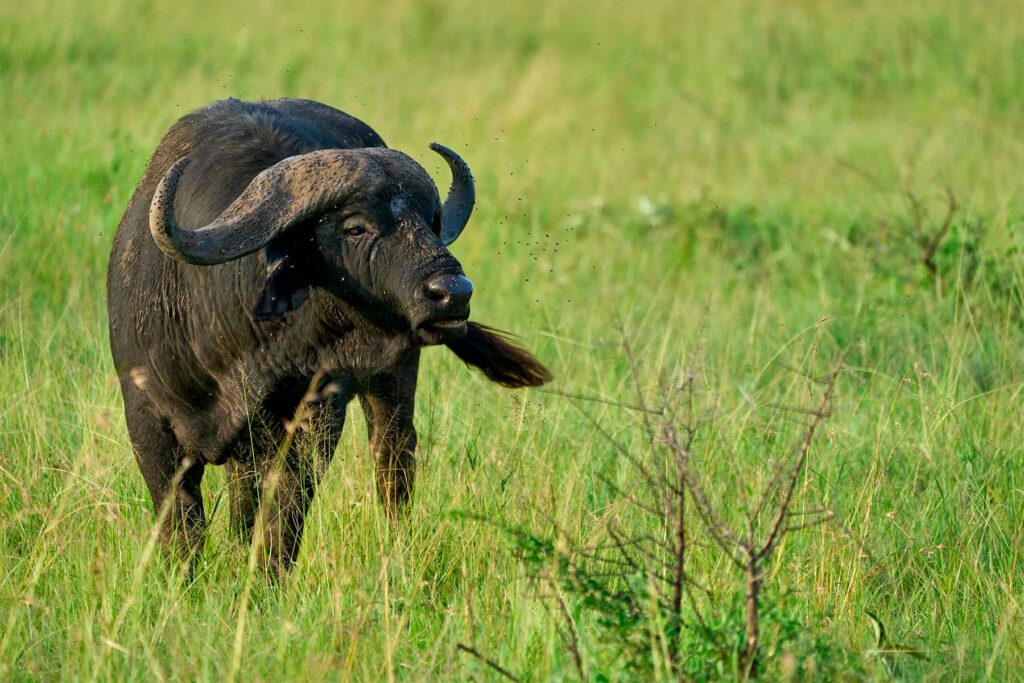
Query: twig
xmin=595 ymin=472 xmax=675 ymax=521
xmin=553 ymin=584 xmax=587 ymax=683
xmin=835 ymin=157 xmax=889 ymax=193
xmin=663 ymin=424 xmax=745 ymax=568
xmin=783 ymin=511 xmax=835 ymax=534
xmin=757 ymin=360 xmax=842 ymax=561
xmin=576 ymin=406 xmax=674 ymax=505
xmin=620 ymin=328 xmax=656 ymax=447
xmin=456 ymin=644 xmax=521 ymax=682
xmin=921 ymin=187 xmax=957 ymax=275
xmin=536 ymin=387 xmax=662 ymax=415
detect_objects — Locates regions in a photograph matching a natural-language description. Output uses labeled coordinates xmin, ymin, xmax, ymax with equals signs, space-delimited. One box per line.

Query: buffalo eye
xmin=343 ymin=225 xmax=367 ymax=238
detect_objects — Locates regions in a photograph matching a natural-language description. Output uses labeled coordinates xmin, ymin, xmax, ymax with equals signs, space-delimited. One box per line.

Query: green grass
xmin=3 ymin=0 xmax=1024 ymax=679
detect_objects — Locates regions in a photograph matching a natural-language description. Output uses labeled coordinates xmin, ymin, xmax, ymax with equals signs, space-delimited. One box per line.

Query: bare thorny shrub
xmin=471 ymin=333 xmax=849 ymax=681
xmin=837 ymin=163 xmax=1023 ymax=316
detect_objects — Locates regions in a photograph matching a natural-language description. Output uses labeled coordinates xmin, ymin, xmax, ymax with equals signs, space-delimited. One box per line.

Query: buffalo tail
xmin=445 ymin=322 xmax=552 ymax=388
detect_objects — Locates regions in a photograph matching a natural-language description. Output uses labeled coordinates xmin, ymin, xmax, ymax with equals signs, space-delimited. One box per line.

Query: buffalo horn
xmin=429 ymin=142 xmax=475 ymax=246
xmin=149 ymin=150 xmax=369 ymax=265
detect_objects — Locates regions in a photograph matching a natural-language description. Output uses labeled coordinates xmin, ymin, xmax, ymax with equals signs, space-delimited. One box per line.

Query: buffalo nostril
xmin=423 ymin=274 xmax=473 ymax=309
xmin=424 ymin=279 xmax=450 ymax=302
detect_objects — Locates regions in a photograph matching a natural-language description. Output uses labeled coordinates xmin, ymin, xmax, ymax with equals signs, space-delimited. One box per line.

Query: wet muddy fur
xmin=107 ymin=98 xmax=551 ymax=577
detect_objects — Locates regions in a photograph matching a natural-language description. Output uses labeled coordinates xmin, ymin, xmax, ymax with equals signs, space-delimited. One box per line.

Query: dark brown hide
xmin=106 ymin=98 xmax=549 ymax=577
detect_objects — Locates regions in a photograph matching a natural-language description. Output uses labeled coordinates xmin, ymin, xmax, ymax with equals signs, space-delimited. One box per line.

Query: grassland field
xmin=3 ymin=1 xmax=1024 ymax=680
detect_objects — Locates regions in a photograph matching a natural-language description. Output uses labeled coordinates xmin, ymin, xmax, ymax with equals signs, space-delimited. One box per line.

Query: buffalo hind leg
xmin=359 ymin=356 xmax=419 ymax=518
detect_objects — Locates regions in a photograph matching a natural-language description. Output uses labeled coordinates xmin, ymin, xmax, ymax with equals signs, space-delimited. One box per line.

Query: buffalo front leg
xmin=120 ymin=382 xmax=207 ymax=566
xmin=359 ymin=356 xmax=420 ymax=518
xmin=251 ymin=404 xmax=344 ymax=579
xmin=225 ymin=416 xmax=291 ymax=544
xmin=142 ymin=453 xmax=206 ymax=565
xmin=225 ymin=456 xmax=259 ymax=543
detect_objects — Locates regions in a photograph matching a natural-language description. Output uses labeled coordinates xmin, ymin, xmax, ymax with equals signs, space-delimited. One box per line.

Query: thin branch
xmin=553 ymin=582 xmax=588 ymax=683
xmin=576 ymin=405 xmax=674 ymax=504
xmin=921 ymin=187 xmax=957 ymax=275
xmin=620 ymin=328 xmax=657 ymax=447
xmin=835 ymin=157 xmax=889 ymax=193
xmin=786 ymin=507 xmax=833 ymax=518
xmin=828 ymin=514 xmax=894 ymax=584
xmin=663 ymin=423 xmax=745 ymax=568
xmin=762 ymin=401 xmax=837 ymax=417
xmin=456 ymin=644 xmax=521 ymax=682
xmin=596 ymin=526 xmax=673 ymax=572
xmin=577 ymin=549 xmax=644 ymax=571
xmin=669 ymin=467 xmax=687 ymax=675
xmin=783 ymin=511 xmax=835 ymax=534
xmin=903 ymin=188 xmax=924 ymax=238
xmin=684 ymin=583 xmax=728 ymax=662
xmin=756 ymin=360 xmax=843 ymax=561
xmin=769 ymin=362 xmax=837 ymax=385
xmin=536 ymin=388 xmax=662 ymax=415
xmin=605 ymin=524 xmax=652 ymax=577
xmin=595 ymin=472 xmax=676 ymax=521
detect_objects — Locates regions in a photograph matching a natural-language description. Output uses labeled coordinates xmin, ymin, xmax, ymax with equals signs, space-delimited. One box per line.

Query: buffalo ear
xmin=430 ymin=205 xmax=445 ymax=242
xmin=251 ymin=233 xmax=317 ymax=322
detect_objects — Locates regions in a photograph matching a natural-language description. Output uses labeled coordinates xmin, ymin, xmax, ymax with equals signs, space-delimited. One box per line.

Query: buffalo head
xmin=148 ymin=143 xmax=476 ymax=345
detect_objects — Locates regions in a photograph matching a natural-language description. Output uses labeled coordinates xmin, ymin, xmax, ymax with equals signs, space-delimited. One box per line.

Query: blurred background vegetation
xmin=2 ymin=1 xmax=1024 ymax=679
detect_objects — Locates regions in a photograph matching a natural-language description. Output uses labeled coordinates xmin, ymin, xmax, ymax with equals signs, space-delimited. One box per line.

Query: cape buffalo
xmin=107 ymin=98 xmax=550 ymax=576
